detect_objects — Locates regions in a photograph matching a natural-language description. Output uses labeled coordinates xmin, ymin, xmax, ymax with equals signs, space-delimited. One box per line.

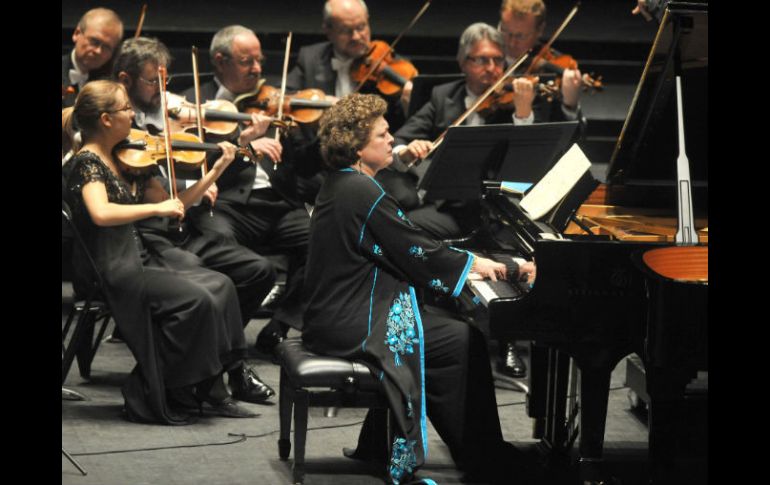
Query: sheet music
xmin=520 ymin=143 xmax=591 ymax=220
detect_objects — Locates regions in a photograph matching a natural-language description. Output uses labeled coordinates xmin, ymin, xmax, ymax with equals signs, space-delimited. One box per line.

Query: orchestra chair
xmin=61 ymin=200 xmax=112 ymax=385
xmin=274 ymin=337 xmax=393 ymax=484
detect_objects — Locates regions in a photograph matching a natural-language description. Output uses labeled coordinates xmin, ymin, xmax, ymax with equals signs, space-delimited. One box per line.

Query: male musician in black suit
xmin=286 ymin=0 xmax=415 ymax=202
xmin=183 ymin=25 xmax=318 ymax=355
xmin=109 ymin=36 xmax=277 ymax=404
xmin=62 ymin=8 xmax=123 ymax=108
xmin=387 ymin=22 xmax=539 ymax=238
xmin=286 ymin=0 xmax=412 ymax=129
xmin=498 ymin=0 xmax=583 ymax=126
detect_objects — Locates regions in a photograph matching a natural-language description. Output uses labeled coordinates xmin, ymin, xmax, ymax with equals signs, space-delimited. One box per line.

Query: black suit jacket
xmin=181 ymin=80 xmax=320 ymax=207
xmin=287 ymin=41 xmax=407 ymax=131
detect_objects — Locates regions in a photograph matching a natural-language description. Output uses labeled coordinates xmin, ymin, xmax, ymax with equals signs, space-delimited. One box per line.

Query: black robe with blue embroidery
xmin=302 ymin=168 xmax=477 ymax=483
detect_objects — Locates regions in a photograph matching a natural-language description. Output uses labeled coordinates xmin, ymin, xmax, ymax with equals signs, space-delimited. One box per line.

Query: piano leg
xmin=646 ymin=367 xmax=705 ymax=485
xmin=529 ymin=343 xmax=573 ymax=459
xmin=577 ymin=366 xmax=613 ymax=484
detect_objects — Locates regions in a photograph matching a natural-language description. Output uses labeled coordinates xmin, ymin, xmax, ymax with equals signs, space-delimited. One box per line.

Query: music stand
xmin=419 ymin=121 xmax=579 ymax=202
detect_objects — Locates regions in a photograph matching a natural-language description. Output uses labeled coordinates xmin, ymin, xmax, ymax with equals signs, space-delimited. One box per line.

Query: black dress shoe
xmin=254 ymin=320 xmax=287 ymax=354
xmin=230 ymin=366 xmax=275 ymax=404
xmin=498 ymin=341 xmax=527 ymax=378
xmin=201 ymin=397 xmax=260 ymax=418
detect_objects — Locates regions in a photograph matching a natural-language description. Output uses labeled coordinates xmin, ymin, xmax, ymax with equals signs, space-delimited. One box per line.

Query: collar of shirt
xmin=463 ymin=87 xmax=484 ymax=126
xmin=133 ymin=106 xmax=165 ymax=132
xmin=68 ymin=50 xmax=88 ymax=88
xmin=213 ymin=77 xmax=236 ymax=102
xmin=331 ymin=53 xmax=355 ymax=98
xmin=330 ymin=52 xmax=354 ymax=72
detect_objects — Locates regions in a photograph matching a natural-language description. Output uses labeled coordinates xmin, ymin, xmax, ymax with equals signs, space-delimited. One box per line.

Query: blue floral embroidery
xmin=373 ymin=244 xmax=383 ymax=256
xmin=385 ymin=293 xmax=418 ymax=366
xmin=389 ymin=437 xmax=417 ymax=484
xmin=396 ymin=209 xmax=414 ymax=226
xmin=429 ymin=279 xmax=450 ymax=294
xmin=408 ymin=245 xmax=427 ymax=261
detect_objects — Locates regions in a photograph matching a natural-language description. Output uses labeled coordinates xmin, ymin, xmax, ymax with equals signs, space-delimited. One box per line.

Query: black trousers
xmin=189 ymin=189 xmax=309 ymax=331
xmin=355 ymin=306 xmax=507 ymax=474
xmin=141 ymin=229 xmax=276 ymax=326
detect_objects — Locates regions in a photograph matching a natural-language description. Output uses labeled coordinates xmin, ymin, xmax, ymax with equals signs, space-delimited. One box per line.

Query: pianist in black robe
xmin=305 ymin=93 xmax=532 ymax=484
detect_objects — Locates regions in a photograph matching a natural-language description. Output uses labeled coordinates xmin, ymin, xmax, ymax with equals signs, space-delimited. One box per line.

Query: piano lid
xmin=607 ymin=3 xmax=707 ymax=187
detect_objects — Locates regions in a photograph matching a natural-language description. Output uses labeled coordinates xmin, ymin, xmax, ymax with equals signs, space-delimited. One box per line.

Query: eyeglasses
xmin=332 ymin=23 xmax=368 ymax=37
xmin=137 ymin=75 xmax=173 ymax=87
xmin=497 ymin=22 xmax=537 ymax=42
xmin=465 ymin=55 xmax=505 ymax=67
xmin=107 ymin=104 xmax=133 ymax=114
xmin=84 ymin=35 xmax=115 ymax=54
xmin=225 ymin=55 xmax=266 ymax=68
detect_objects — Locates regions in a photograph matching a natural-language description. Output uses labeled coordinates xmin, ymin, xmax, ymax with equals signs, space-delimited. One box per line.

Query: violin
xmin=234 ymin=83 xmax=334 ymax=125
xmin=166 ymin=93 xmax=295 ymax=138
xmin=350 ymin=40 xmax=418 ymax=96
xmin=526 ymin=48 xmax=603 ymax=93
xmin=349 ymin=1 xmax=432 ymax=96
xmin=475 ymin=73 xmax=562 ymax=116
xmin=114 ymin=128 xmax=253 ymax=171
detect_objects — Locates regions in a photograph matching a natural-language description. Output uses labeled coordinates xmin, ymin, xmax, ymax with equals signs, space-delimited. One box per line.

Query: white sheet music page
xmin=520 ymin=143 xmax=591 ymax=220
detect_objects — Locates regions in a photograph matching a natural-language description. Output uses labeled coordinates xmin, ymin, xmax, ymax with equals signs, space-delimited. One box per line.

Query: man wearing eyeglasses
xmin=377 ymin=23 xmax=518 ymax=238
xmin=62 ymin=8 xmax=123 ymax=108
xmin=185 ymin=25 xmax=319 ymax=358
xmin=286 ymin=0 xmax=412 ymax=131
xmin=498 ymin=0 xmax=582 ymax=125
xmin=109 ymin=36 xmax=279 ymax=407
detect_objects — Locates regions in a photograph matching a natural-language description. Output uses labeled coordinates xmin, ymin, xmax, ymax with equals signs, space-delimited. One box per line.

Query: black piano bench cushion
xmin=275 ymin=338 xmax=381 ymax=392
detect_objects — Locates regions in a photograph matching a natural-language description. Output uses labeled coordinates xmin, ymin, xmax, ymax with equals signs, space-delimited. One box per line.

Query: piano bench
xmin=274 ymin=338 xmax=391 ymax=484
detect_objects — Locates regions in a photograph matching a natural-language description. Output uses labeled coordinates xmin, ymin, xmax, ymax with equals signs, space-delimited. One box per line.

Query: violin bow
xmin=191 ymin=45 xmax=214 ymax=217
xmin=353 ymin=0 xmax=432 ymax=93
xmin=158 ymin=66 xmax=183 ymax=229
xmin=273 ymin=31 xmax=292 ymax=171
xmin=422 ymin=53 xmax=529 ymax=160
xmin=134 ymin=4 xmax=148 ymax=38
xmin=524 ymin=1 xmax=580 ymax=75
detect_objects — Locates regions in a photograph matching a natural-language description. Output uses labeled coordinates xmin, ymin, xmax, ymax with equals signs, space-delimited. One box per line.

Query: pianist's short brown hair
xmin=318 ymin=93 xmax=387 ymax=170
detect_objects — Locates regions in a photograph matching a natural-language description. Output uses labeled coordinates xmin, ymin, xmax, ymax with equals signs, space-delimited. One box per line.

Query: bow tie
xmin=69 ymin=69 xmax=88 ymax=87
xmin=330 ymin=57 xmax=353 ymax=72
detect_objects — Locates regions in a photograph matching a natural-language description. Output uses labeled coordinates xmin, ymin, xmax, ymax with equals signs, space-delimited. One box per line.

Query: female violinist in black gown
xmin=305 ymin=93 xmax=536 ymax=483
xmin=63 ymin=80 xmax=255 ymax=424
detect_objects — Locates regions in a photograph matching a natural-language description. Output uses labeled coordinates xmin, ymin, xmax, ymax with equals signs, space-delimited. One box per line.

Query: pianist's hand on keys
xmin=469 ymin=256 xmax=507 ymax=281
xmin=469 ymin=256 xmax=537 ymax=286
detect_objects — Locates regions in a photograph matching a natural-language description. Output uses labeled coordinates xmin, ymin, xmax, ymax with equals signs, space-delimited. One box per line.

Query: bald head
xmin=72 ymin=8 xmax=124 ymax=73
xmin=323 ymin=0 xmax=371 ymax=59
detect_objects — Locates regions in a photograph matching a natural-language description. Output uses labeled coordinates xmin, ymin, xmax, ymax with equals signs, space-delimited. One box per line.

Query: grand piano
xmin=465 ymin=3 xmax=708 ymax=483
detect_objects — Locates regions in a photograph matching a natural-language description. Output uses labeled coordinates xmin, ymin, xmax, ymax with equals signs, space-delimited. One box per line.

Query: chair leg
xmin=77 ymin=312 xmax=111 ymax=380
xmin=62 ymin=304 xmax=94 ymax=385
xmin=292 ymin=389 xmax=310 ymax=484
xmin=75 ymin=312 xmax=96 ymax=379
xmin=278 ymin=369 xmax=292 ymax=460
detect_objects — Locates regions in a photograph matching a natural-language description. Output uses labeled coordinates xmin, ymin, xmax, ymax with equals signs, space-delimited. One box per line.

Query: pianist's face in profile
xmin=318 ymin=93 xmax=394 ymax=176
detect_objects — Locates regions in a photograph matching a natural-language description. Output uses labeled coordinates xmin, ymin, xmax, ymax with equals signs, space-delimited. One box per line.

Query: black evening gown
xmin=65 ymin=152 xmax=246 ymax=425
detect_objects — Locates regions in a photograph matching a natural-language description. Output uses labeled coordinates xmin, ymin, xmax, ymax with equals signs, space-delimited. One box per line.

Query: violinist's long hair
xmin=62 ymin=80 xmax=126 ymax=153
